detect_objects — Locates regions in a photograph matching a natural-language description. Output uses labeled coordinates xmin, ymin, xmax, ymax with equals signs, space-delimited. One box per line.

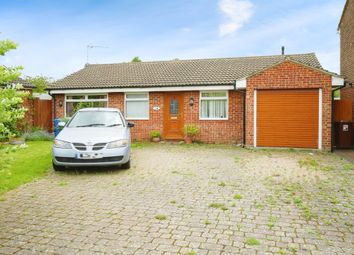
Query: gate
xmin=33 ymin=98 xmax=53 ymax=132
xmin=334 ymin=99 xmax=353 ymax=149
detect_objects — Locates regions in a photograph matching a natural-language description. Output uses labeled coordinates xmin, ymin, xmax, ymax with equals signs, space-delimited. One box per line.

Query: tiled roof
xmin=3 ymin=78 xmax=36 ymax=89
xmin=50 ymin=53 xmax=326 ymax=89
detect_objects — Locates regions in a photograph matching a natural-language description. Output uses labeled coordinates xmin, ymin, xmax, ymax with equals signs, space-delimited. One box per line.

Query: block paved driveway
xmin=0 ymin=144 xmax=353 ymax=255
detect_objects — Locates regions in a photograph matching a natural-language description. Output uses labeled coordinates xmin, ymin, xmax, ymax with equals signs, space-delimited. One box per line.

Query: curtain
xmin=201 ymin=100 xmax=226 ymax=119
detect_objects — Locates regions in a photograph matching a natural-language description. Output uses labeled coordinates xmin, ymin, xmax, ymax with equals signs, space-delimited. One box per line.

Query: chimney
xmin=281 ymin=46 xmax=285 ymax=55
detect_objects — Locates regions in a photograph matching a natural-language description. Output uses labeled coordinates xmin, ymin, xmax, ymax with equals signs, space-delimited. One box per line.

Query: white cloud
xmin=218 ymin=0 xmax=254 ymax=37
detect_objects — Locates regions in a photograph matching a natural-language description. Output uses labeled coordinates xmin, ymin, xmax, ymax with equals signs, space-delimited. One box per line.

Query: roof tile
xmin=50 ymin=53 xmax=325 ymax=89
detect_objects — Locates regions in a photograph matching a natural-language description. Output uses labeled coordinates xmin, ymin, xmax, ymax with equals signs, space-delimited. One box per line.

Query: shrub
xmin=22 ymin=129 xmax=53 ymax=141
xmin=150 ymin=130 xmax=161 ymax=138
xmin=183 ymin=124 xmax=200 ymax=137
xmin=0 ymin=85 xmax=29 ymax=141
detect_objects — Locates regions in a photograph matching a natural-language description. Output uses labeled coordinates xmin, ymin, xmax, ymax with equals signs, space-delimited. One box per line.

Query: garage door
xmin=256 ymin=89 xmax=320 ymax=149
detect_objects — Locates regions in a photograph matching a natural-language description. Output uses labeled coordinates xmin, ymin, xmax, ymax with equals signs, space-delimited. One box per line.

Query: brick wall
xmin=340 ymin=0 xmax=354 ymax=122
xmin=183 ymin=91 xmax=244 ymax=144
xmin=245 ymin=61 xmax=333 ymax=151
xmin=109 ymin=92 xmax=165 ymax=141
xmin=53 ymin=91 xmax=244 ymax=143
xmin=53 ymin=94 xmax=65 ymax=119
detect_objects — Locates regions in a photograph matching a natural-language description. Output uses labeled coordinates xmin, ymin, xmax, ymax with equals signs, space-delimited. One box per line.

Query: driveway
xmin=335 ymin=150 xmax=354 ymax=163
xmin=0 ymin=144 xmax=353 ymax=255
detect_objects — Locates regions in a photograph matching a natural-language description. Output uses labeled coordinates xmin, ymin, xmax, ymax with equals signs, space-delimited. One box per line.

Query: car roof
xmin=78 ymin=107 xmax=120 ymax=112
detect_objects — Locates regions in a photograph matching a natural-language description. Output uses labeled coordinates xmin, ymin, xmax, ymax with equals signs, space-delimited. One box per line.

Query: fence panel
xmin=33 ymin=98 xmax=53 ymax=132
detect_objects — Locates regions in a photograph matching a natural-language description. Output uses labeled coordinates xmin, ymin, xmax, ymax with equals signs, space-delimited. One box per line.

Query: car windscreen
xmin=67 ymin=111 xmax=124 ymax=128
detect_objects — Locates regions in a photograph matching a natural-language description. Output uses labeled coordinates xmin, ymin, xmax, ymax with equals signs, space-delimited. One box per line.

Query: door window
xmin=170 ymin=99 xmax=179 ymax=115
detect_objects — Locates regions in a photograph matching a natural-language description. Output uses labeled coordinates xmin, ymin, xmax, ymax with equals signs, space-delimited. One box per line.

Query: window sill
xmin=199 ymin=118 xmax=229 ymax=121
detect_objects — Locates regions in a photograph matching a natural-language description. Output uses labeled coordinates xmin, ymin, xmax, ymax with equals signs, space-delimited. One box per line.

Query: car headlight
xmin=53 ymin=139 xmax=72 ymax=149
xmin=107 ymin=139 xmax=128 ymax=149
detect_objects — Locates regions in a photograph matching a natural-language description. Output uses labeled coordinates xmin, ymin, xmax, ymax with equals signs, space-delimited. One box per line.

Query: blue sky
xmin=0 ymin=0 xmax=345 ymax=79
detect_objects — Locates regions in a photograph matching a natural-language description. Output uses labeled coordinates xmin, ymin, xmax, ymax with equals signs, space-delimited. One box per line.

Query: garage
xmin=255 ymin=89 xmax=321 ymax=149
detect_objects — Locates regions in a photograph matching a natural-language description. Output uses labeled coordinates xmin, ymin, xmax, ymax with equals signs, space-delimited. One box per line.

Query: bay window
xmin=200 ymin=91 xmax=228 ymax=119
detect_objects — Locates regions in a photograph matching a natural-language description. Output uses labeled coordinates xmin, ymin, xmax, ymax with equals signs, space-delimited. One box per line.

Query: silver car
xmin=52 ymin=108 xmax=134 ymax=171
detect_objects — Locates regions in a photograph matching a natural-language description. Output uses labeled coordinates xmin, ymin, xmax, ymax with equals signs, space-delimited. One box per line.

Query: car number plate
xmin=77 ymin=153 xmax=103 ymax=159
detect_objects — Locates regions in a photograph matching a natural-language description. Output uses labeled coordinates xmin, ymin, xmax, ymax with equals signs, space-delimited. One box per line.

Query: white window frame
xmin=64 ymin=94 xmax=108 ymax=117
xmin=199 ymin=90 xmax=229 ymax=120
xmin=124 ymin=92 xmax=149 ymax=120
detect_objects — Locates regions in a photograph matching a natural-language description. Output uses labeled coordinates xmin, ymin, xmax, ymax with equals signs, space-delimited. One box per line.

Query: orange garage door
xmin=256 ymin=89 xmax=319 ymax=149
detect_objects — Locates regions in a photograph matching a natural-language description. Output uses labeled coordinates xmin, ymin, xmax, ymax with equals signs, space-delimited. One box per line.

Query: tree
xmin=26 ymin=75 xmax=52 ymax=94
xmin=0 ymin=37 xmax=29 ymax=140
xmin=131 ymin=56 xmax=141 ymax=62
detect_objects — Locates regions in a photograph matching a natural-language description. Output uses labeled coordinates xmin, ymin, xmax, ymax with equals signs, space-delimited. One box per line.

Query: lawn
xmin=0 ymin=141 xmax=52 ymax=195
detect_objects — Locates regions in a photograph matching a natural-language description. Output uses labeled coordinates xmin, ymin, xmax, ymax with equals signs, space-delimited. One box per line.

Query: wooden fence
xmin=33 ymin=98 xmax=53 ymax=132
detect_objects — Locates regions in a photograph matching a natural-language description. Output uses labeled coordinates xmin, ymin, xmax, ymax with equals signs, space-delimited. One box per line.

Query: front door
xmin=163 ymin=93 xmax=184 ymax=139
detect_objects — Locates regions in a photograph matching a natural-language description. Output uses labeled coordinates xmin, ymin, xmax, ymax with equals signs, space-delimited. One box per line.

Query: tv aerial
xmin=86 ymin=45 xmax=108 ymax=64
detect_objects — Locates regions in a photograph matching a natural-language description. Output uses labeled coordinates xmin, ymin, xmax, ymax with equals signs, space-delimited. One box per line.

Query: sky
xmin=0 ymin=0 xmax=346 ymax=80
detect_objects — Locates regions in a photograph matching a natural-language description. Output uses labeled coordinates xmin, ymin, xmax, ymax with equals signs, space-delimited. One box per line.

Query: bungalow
xmin=49 ymin=53 xmax=344 ymax=150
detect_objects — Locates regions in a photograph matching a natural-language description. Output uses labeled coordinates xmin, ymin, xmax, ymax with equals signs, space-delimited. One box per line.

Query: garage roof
xmin=50 ymin=53 xmax=330 ymax=90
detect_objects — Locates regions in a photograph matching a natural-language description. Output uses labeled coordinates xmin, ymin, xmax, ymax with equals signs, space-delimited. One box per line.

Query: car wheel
xmin=52 ymin=161 xmax=65 ymax=171
xmin=121 ymin=160 xmax=131 ymax=170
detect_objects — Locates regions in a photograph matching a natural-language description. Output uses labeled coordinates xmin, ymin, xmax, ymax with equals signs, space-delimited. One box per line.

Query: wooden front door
xmin=163 ymin=93 xmax=184 ymax=139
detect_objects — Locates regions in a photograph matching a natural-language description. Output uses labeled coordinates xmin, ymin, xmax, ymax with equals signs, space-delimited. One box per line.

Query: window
xmin=67 ymin=111 xmax=123 ymax=128
xmin=125 ymin=93 xmax=149 ymax=119
xmin=65 ymin=94 xmax=108 ymax=117
xmin=200 ymin=91 xmax=228 ymax=119
xmin=170 ymin=99 xmax=179 ymax=115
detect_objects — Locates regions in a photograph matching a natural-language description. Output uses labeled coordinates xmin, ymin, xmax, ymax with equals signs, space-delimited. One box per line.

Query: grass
xmin=155 ymin=214 xmax=167 ymax=220
xmin=320 ymin=165 xmax=335 ymax=171
xmin=58 ymin=181 xmax=68 ymax=186
xmin=233 ymin=194 xmax=242 ymax=200
xmin=209 ymin=203 xmax=228 ymax=211
xmin=0 ymin=141 xmax=52 ymax=195
xmin=245 ymin=237 xmax=260 ymax=246
xmin=293 ymin=197 xmax=302 ymax=206
xmin=130 ymin=142 xmax=150 ymax=149
xmin=218 ymin=181 xmax=226 ymax=187
xmin=343 ymin=164 xmax=354 ymax=171
xmin=267 ymin=215 xmax=277 ymax=229
xmin=203 ymin=219 xmax=211 ymax=225
xmin=186 ymin=252 xmax=197 ymax=255
xmin=298 ymin=157 xmax=319 ymax=169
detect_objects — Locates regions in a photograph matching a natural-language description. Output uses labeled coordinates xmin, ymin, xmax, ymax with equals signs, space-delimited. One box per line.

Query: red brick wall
xmin=245 ymin=61 xmax=332 ymax=150
xmin=53 ymin=91 xmax=244 ymax=144
xmin=109 ymin=92 xmax=165 ymax=141
xmin=340 ymin=0 xmax=354 ymax=122
xmin=183 ymin=91 xmax=244 ymax=144
xmin=53 ymin=94 xmax=65 ymax=119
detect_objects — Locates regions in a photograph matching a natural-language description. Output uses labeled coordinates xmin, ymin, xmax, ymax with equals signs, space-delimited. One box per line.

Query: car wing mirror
xmin=127 ymin=122 xmax=135 ymax=128
xmin=58 ymin=121 xmax=66 ymax=128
